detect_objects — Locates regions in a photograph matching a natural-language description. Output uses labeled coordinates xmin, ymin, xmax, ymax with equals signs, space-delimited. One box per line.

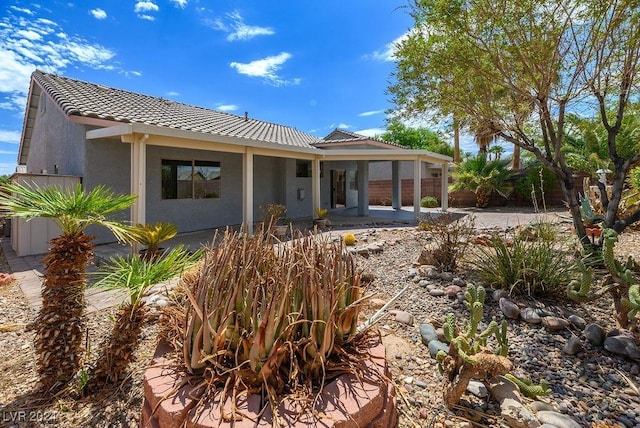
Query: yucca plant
xmin=91 ymin=246 xmax=201 ymax=386
xmin=0 ymin=182 xmax=135 ymax=392
xmin=131 ymin=221 xmax=178 ymax=261
xmin=471 ymin=233 xmax=575 ymax=297
xmin=173 ymin=227 xmax=367 ymax=422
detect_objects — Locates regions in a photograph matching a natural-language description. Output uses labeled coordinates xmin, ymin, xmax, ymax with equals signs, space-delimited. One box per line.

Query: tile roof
xmin=314 ymin=129 xmax=406 ymax=149
xmin=31 ymin=70 xmax=321 ymax=148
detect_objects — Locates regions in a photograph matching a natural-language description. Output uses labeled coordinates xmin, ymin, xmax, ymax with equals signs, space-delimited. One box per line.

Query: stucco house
xmin=13 ymin=70 xmax=451 ymax=254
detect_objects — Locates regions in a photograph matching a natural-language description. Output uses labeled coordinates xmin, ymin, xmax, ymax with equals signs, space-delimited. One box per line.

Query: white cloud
xmin=365 ymin=31 xmax=410 ymax=62
xmin=0 ymin=162 xmax=19 ymax=176
xmin=358 ymin=110 xmax=384 ymax=117
xmin=9 ymin=6 xmax=34 ymax=15
xmin=0 ymin=130 xmax=21 ymax=144
xmin=166 ymin=91 xmax=180 ymax=97
xmin=209 ymin=10 xmax=274 ymax=41
xmin=16 ymin=29 xmax=42 ymax=40
xmin=134 ymin=1 xmax=159 ymax=13
xmin=90 ymin=9 xmax=107 ymax=20
xmin=217 ymin=104 xmax=238 ymax=112
xmin=170 ymin=0 xmax=188 ymax=8
xmin=229 ymin=52 xmax=299 ymax=86
xmin=330 ymin=123 xmax=352 ymax=130
xmin=354 ymin=128 xmax=385 ymax=138
xmin=0 ymin=8 xmax=120 ymax=110
xmin=134 ymin=1 xmax=159 ymax=20
xmin=0 ymin=149 xmax=18 ymax=155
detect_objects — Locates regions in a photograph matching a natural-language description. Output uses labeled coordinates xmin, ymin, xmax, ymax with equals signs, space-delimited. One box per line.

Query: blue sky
xmin=0 ymin=0 xmax=473 ymax=177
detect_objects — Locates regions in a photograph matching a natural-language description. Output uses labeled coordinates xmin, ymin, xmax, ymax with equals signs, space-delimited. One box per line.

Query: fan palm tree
xmin=0 ymin=182 xmax=135 ymax=391
xmin=90 ymin=245 xmax=200 ymax=387
xmin=450 ymin=154 xmax=514 ymax=208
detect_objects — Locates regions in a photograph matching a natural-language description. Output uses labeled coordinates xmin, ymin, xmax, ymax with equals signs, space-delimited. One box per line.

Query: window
xmin=296 ymin=160 xmax=311 ymax=177
xmin=162 ymin=159 xmax=221 ymax=199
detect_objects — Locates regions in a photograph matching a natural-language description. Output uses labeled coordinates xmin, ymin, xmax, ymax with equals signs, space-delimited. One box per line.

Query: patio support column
xmin=391 ymin=160 xmax=401 ymax=210
xmin=243 ymin=147 xmax=254 ymax=235
xmin=357 ymin=160 xmax=369 ymax=216
xmin=312 ymin=159 xmax=321 ymax=218
xmin=130 ymin=134 xmax=147 ymax=226
xmin=413 ymin=158 xmax=421 ymax=219
xmin=441 ymin=162 xmax=449 ymax=212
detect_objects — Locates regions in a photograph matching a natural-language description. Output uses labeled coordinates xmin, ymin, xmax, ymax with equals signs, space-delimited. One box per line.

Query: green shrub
xmin=512 ymin=164 xmax=557 ymax=204
xmin=471 ymin=233 xmax=575 ymax=297
xmin=420 ymin=195 xmax=439 ymax=208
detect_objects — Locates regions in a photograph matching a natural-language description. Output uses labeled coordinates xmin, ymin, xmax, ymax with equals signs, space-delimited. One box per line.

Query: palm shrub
xmin=449 ymin=154 xmax=514 ymax=208
xmin=131 ymin=221 xmax=178 ymax=261
xmin=90 ymin=246 xmax=201 ymax=386
xmin=471 ymin=231 xmax=575 ymax=297
xmin=0 ymin=183 xmax=135 ymax=391
xmin=171 ymin=228 xmax=366 ymax=421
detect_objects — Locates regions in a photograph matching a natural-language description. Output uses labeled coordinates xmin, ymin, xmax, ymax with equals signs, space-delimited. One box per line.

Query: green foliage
xmin=381 ymin=120 xmax=454 ymax=157
xmin=420 ymin=195 xmax=439 ymax=208
xmin=0 ymin=182 xmax=136 ymax=241
xmin=437 ymin=285 xmax=509 ymax=374
xmin=568 ymin=228 xmax=640 ymax=324
xmin=417 ymin=213 xmax=476 ymax=272
xmin=93 ymin=245 xmax=201 ymax=305
xmin=512 ymin=164 xmax=557 ymax=204
xmin=130 ymin=222 xmax=178 ymax=253
xmin=449 ymin=154 xmax=514 ymax=207
xmin=579 ymin=194 xmax=604 ymax=226
xmin=471 ymin=232 xmax=575 ymax=297
xmin=389 ymin=0 xmax=640 ymax=236
xmin=503 ymin=373 xmax=550 ymax=398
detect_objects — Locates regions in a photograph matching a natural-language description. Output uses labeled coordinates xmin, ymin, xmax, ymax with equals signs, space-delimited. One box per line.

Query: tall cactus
xmin=568 ymin=228 xmax=639 ymax=328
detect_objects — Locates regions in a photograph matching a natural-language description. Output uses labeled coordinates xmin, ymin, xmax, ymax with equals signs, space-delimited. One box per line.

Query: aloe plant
xmin=175 ymin=228 xmax=365 ymax=420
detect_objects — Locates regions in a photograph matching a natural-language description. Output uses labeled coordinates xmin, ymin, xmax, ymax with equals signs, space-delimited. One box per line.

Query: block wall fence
xmin=368 ymin=175 xmax=586 ymax=208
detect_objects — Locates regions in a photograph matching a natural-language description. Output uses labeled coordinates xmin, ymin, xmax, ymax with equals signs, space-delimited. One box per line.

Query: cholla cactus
xmin=503 ymin=373 xmax=550 ymax=398
xmin=437 ymin=285 xmax=512 ymax=408
xmin=568 ymin=228 xmax=640 ymax=327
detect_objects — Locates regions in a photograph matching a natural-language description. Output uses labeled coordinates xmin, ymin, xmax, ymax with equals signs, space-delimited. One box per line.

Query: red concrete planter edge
xmin=140 ymin=337 xmax=397 ymax=428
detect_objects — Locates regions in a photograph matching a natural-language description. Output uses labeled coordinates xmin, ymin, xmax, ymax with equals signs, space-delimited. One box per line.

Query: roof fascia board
xmin=69 ymin=116 xmax=125 ymax=127
xmin=86 ymin=124 xmax=451 ymax=163
xmin=315 ymin=140 xmax=400 ymax=149
xmin=86 ymin=122 xmax=321 ymax=158
xmin=317 ymin=149 xmax=452 ymax=164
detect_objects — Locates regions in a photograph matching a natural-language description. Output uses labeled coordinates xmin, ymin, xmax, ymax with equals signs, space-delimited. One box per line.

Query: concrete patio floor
xmin=1 ymin=205 xmax=568 ymax=313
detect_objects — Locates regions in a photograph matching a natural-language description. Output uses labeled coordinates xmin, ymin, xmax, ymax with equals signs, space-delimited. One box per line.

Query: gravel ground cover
xmin=0 ymin=217 xmax=639 ymax=427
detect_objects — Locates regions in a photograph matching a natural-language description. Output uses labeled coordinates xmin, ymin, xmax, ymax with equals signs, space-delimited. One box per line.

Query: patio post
xmin=413 ymin=158 xmax=421 ymax=219
xmin=392 ymin=160 xmax=401 ymax=210
xmin=243 ymin=147 xmax=254 ymax=235
xmin=441 ymin=162 xmax=449 ymax=212
xmin=357 ymin=160 xmax=369 ymax=216
xmin=130 ymin=134 xmax=147 ymax=253
xmin=312 ymin=159 xmax=321 ymax=218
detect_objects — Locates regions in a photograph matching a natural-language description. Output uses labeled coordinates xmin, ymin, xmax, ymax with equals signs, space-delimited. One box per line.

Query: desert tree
xmin=389 ymin=0 xmax=640 ymax=244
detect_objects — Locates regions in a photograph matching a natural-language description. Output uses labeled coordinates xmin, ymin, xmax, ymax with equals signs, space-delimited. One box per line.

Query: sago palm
xmin=90 ymin=246 xmax=200 ymax=387
xmin=0 ymin=182 xmax=135 ymax=391
xmin=449 ymin=154 xmax=514 ymax=208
